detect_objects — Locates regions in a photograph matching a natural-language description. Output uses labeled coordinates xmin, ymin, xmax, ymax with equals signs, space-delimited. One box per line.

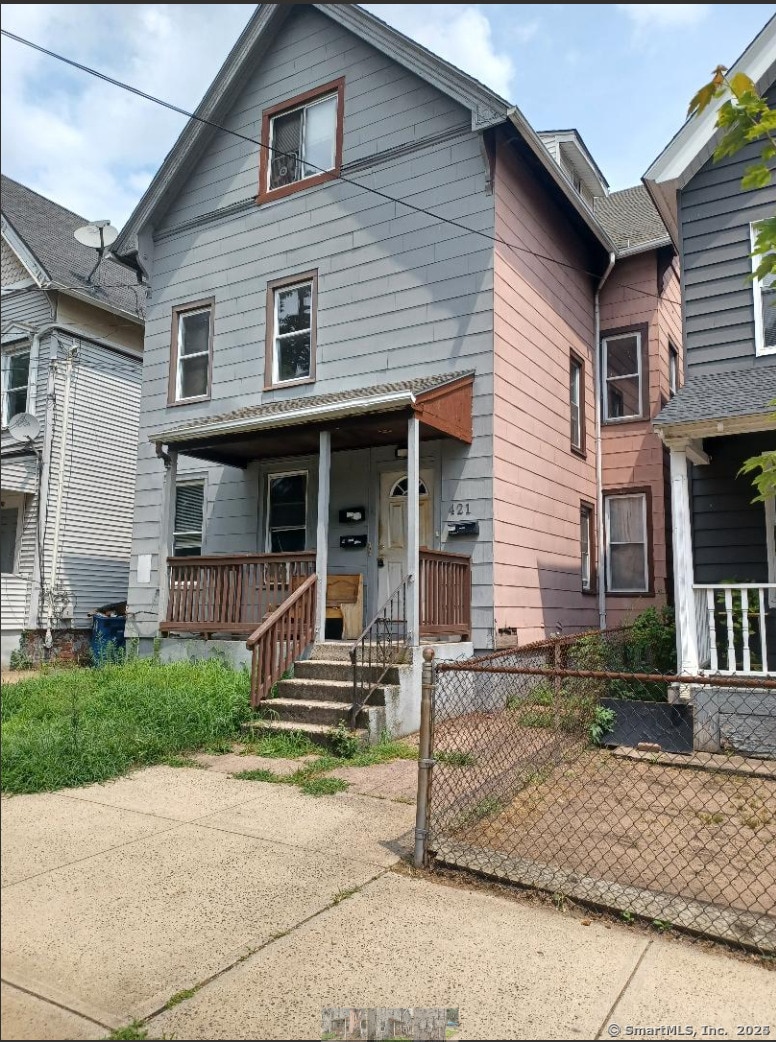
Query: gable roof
xmin=593 ymin=185 xmax=670 ymax=256
xmin=643 ymin=14 xmax=776 ymax=243
xmin=112 ymin=3 xmax=615 ymax=269
xmin=1 ymin=175 xmax=144 ymax=321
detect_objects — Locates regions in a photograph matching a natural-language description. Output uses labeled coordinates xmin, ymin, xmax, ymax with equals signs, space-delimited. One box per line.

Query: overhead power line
xmin=1 ymin=27 xmax=682 ymax=307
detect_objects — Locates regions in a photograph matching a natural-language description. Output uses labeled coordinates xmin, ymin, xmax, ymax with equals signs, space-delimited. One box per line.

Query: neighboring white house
xmin=1 ymin=175 xmax=145 ymax=664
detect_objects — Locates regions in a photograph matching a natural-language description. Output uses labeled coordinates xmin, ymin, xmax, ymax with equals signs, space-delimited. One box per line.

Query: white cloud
xmin=617 ymin=5 xmax=710 ymax=29
xmin=364 ymin=4 xmax=515 ymax=99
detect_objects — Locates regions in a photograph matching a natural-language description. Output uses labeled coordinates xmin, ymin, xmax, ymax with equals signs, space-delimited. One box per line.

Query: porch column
xmin=669 ymin=445 xmax=699 ymax=675
xmin=157 ymin=447 xmax=178 ymax=627
xmin=315 ymin=430 xmax=331 ymax=642
xmin=407 ymin=415 xmax=420 ymax=646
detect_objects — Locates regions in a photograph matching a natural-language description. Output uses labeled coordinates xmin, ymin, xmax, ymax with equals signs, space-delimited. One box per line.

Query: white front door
xmin=377 ymin=469 xmax=433 ymax=607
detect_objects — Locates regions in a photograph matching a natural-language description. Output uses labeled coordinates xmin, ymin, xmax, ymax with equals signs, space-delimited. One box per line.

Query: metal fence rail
xmin=419 ymin=628 xmax=776 ymax=954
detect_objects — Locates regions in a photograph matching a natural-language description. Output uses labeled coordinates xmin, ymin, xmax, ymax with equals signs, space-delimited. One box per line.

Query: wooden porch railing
xmin=420 ymin=548 xmax=471 ymax=639
xmin=162 ymin=552 xmax=316 ymax=635
xmin=247 ymin=574 xmax=317 ymax=705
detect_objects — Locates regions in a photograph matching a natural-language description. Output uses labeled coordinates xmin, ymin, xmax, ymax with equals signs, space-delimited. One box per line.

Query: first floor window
xmin=603 ymin=331 xmax=643 ymax=421
xmin=267 ymin=273 xmax=316 ymax=386
xmin=751 ymin=222 xmax=776 ymax=355
xmin=2 ymin=349 xmax=31 ymax=425
xmin=580 ymin=504 xmax=593 ymax=592
xmin=0 ymin=498 xmax=21 ymax=574
xmin=605 ymin=492 xmax=649 ymax=593
xmin=267 ymin=472 xmax=307 ymax=552
xmin=173 ymin=481 xmax=205 ymax=556
xmin=171 ymin=301 xmax=213 ymax=403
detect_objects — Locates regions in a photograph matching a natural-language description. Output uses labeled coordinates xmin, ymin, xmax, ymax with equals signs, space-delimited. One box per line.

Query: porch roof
xmin=150 ymin=371 xmax=474 ymax=466
xmin=654 ymin=364 xmax=776 ymax=439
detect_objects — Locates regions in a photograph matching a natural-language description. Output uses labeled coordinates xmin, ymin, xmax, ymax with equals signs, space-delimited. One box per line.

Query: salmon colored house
xmin=112 ymin=4 xmax=682 ymax=742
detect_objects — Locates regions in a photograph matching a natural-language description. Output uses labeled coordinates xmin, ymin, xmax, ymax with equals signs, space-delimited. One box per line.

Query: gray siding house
xmin=112 ymin=3 xmax=681 ymax=739
xmin=1 ymin=176 xmax=144 ymax=664
xmin=645 ymin=15 xmax=776 ymax=686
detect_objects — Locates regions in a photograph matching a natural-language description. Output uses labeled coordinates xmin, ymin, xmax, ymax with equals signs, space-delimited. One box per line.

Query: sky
xmin=1 ymin=3 xmax=774 ymax=228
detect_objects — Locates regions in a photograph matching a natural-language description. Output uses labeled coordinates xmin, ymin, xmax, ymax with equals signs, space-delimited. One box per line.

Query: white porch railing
xmin=694 ymin=584 xmax=776 ymax=675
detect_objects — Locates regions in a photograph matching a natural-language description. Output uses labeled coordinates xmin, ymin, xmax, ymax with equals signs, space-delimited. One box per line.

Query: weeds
xmin=233 ymin=768 xmax=283 ymax=783
xmin=1 ymin=658 xmax=251 ymax=794
xmin=331 ymin=886 xmax=359 ymax=905
xmin=436 ymin=750 xmax=476 ymax=768
xmin=241 ymin=729 xmax=318 ymax=758
xmin=108 ymin=1023 xmax=147 ymax=1040
xmin=299 ymin=776 xmax=349 ymax=797
xmin=329 ymin=720 xmax=363 ymax=758
xmin=163 ymin=986 xmax=199 ymax=1010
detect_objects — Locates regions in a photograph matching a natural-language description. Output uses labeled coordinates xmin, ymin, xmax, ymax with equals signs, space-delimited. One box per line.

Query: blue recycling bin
xmin=91 ymin=613 xmax=126 ymax=664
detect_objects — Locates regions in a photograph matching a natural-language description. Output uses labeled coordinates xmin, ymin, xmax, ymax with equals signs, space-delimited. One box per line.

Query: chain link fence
xmin=422 ymin=628 xmax=776 ymax=954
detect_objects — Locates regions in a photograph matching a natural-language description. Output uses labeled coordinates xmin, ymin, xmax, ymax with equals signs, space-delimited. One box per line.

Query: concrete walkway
xmin=1 ymin=762 xmax=773 ymax=1041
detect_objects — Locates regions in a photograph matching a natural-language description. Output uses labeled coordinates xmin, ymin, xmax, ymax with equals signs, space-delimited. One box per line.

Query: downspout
xmin=45 ymin=341 xmax=78 ymax=646
xmin=29 ymin=334 xmax=56 ymax=630
xmin=594 ymin=252 xmax=616 ymax=631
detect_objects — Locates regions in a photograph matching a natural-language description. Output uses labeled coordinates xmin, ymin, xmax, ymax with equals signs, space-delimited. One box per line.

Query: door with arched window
xmin=377 ymin=469 xmax=434 ymax=606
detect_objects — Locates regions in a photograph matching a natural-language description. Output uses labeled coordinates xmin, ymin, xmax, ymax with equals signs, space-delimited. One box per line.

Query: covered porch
xmin=151 ymin=373 xmax=476 ymax=704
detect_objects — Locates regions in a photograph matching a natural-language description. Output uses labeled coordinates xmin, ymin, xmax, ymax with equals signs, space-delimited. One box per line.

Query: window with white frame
xmin=605 ymin=492 xmax=649 ymax=593
xmin=268 ymin=276 xmax=315 ymax=385
xmin=580 ymin=504 xmax=593 ymax=592
xmin=751 ymin=222 xmax=776 ymax=356
xmin=170 ymin=301 xmax=213 ymax=403
xmin=268 ymin=90 xmax=339 ymax=191
xmin=603 ymin=332 xmax=643 ymax=421
xmin=266 ymin=472 xmax=307 ymax=552
xmin=173 ymin=481 xmax=205 ymax=556
xmin=0 ymin=496 xmax=22 ymax=574
xmin=1 ymin=348 xmax=31 ymax=426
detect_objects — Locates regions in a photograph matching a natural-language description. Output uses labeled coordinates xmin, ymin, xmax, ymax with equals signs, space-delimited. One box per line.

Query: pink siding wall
xmin=492 ymin=138 xmax=599 ymax=643
xmin=599 ymin=251 xmax=682 ymax=627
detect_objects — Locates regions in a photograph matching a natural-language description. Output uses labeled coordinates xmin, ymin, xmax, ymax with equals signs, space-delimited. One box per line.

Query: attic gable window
xmin=751 ymin=222 xmax=776 ymax=356
xmin=258 ymin=79 xmax=345 ymax=204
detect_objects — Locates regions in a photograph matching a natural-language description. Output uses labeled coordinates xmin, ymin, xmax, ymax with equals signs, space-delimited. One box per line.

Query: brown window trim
xmin=603 ymin=485 xmax=654 ymax=597
xmin=569 ymin=348 xmax=586 ymax=457
xmin=167 ymin=297 xmax=215 ymax=407
xmin=600 ymin=321 xmax=649 ymax=426
xmin=580 ymin=499 xmax=596 ymax=595
xmin=264 ymin=269 xmax=318 ymax=391
xmin=256 ymin=78 xmax=345 ymax=206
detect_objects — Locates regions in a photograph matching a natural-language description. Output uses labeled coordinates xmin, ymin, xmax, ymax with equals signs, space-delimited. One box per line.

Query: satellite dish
xmin=7 ymin=412 xmax=41 ymax=443
xmin=74 ymin=220 xmax=118 ymax=250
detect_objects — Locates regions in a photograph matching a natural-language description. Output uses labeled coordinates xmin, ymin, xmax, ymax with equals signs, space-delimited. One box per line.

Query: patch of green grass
xmin=1 ymin=659 xmax=251 ymax=794
xmin=108 ymin=1023 xmax=148 ymax=1040
xmin=162 ymin=755 xmax=206 ymax=769
xmin=232 ymin=768 xmax=284 ymax=783
xmin=162 ymin=986 xmax=199 ymax=1010
xmin=435 ymin=749 xmax=476 ymax=768
xmin=299 ymin=776 xmax=349 ymax=797
xmin=241 ymin=729 xmax=318 ymax=758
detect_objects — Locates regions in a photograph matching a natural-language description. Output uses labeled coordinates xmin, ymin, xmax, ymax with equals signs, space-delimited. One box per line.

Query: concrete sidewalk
xmin=1 ymin=763 xmax=773 ymax=1041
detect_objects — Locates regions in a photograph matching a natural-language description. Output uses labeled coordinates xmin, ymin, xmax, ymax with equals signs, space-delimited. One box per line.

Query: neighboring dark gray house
xmin=1 ymin=176 xmax=144 ymax=664
xmin=645 ymin=14 xmax=776 ymax=685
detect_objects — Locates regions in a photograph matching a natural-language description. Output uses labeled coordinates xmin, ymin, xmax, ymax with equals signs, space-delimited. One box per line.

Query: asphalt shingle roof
xmin=155 ymin=372 xmax=474 ymax=441
xmin=1 ymin=174 xmax=144 ymax=319
xmin=594 ymin=184 xmax=669 ymax=254
xmin=654 ymin=365 xmax=776 ymax=428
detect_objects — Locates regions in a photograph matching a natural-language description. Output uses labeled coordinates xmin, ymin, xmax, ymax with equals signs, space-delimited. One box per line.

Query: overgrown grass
xmin=299 ymin=776 xmax=349 ymax=797
xmin=1 ymin=659 xmax=251 ymax=794
xmin=240 ymin=729 xmax=318 ymax=758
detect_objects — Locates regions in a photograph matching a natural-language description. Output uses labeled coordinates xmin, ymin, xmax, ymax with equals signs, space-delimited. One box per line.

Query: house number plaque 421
xmin=448 ymin=502 xmax=472 ymax=517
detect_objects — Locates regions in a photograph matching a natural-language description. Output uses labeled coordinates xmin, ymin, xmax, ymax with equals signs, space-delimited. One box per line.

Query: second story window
xmin=259 ymin=79 xmax=345 ymax=204
xmin=668 ymin=343 xmax=679 ymax=397
xmin=602 ymin=331 xmax=643 ymax=422
xmin=265 ymin=272 xmax=317 ymax=388
xmin=1 ymin=349 xmax=30 ymax=426
xmin=569 ymin=351 xmax=585 ymax=454
xmin=751 ymin=222 xmax=775 ymax=356
xmin=169 ymin=300 xmax=214 ymax=405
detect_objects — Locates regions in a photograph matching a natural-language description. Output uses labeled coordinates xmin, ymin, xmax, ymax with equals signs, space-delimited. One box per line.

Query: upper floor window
xmin=602 ymin=331 xmax=644 ymax=422
xmin=569 ymin=351 xmax=585 ymax=454
xmin=1 ymin=348 xmax=31 ymax=426
xmin=751 ymin=222 xmax=775 ymax=356
xmin=668 ymin=343 xmax=679 ymax=397
xmin=258 ymin=79 xmax=345 ymax=204
xmin=173 ymin=480 xmax=205 ymax=556
xmin=168 ymin=299 xmax=214 ymax=405
xmin=0 ymin=494 xmax=22 ymax=575
xmin=265 ymin=271 xmax=317 ymax=388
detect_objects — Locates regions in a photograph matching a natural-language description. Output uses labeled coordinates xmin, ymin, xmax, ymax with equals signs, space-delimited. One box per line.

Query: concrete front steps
xmin=242 ymin=642 xmax=402 ymax=750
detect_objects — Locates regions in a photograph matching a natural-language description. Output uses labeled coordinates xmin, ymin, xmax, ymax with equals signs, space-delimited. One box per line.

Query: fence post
xmin=414 ymin=646 xmax=436 ymax=868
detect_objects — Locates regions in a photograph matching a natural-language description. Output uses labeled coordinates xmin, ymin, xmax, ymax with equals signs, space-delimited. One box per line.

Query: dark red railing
xmin=420 ymin=549 xmax=471 ymax=639
xmin=247 ymin=573 xmax=317 ymax=706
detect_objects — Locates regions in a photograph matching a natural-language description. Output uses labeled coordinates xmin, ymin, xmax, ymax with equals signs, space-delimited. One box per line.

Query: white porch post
xmin=315 ymin=430 xmax=331 ymax=642
xmin=157 ymin=447 xmax=178 ymax=627
xmin=407 ymin=415 xmax=420 ymax=646
xmin=669 ymin=445 xmax=699 ymax=675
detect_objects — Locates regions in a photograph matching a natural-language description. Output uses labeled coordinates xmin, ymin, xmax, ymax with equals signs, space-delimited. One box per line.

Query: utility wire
xmin=2 ymin=28 xmax=683 ymax=308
